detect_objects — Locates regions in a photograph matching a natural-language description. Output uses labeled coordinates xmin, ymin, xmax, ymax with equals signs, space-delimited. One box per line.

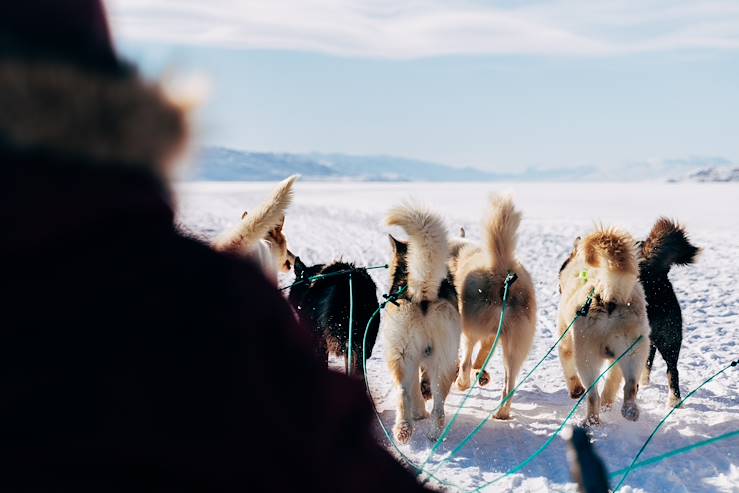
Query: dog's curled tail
xmin=583 ymin=227 xmax=639 ymax=304
xmin=386 ymin=203 xmax=449 ymax=304
xmin=640 ymin=218 xmax=700 ymax=271
xmin=213 ymin=175 xmax=299 ymax=253
xmin=484 ymin=194 xmax=522 ymax=269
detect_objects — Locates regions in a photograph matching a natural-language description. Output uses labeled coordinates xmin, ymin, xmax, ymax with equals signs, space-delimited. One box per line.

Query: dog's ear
xmin=241 ymin=210 xmax=248 ymax=220
xmin=459 ymin=227 xmax=466 ymax=238
xmin=294 ymin=256 xmax=306 ymax=276
xmin=573 ymin=236 xmax=581 ymax=249
xmin=283 ymin=249 xmax=296 ymax=272
xmin=388 ymin=234 xmax=407 ymax=255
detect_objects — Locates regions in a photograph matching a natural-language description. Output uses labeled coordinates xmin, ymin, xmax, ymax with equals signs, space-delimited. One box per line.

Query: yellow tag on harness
xmin=579 ymin=270 xmax=589 ymax=283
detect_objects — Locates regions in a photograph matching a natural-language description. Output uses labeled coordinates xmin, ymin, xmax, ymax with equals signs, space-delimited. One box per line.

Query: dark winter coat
xmin=0 ymin=20 xmax=426 ymax=487
xmin=1 ymin=150 xmax=426 ymax=492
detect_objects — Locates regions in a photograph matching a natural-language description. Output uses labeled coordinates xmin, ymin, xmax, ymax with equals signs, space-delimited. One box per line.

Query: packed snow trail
xmin=177 ymin=181 xmax=739 ymax=493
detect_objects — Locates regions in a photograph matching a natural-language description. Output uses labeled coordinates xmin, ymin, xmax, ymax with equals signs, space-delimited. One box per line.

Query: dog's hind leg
xmin=392 ymin=357 xmax=424 ymax=444
xmin=349 ymin=348 xmax=361 ymax=379
xmin=656 ymin=336 xmax=682 ymax=407
xmin=420 ymin=368 xmax=432 ymax=401
xmin=576 ymin=358 xmax=603 ymax=427
xmin=616 ymin=334 xmax=649 ymax=422
xmin=560 ymin=330 xmax=585 ymax=399
xmin=409 ymin=369 xmax=429 ymax=421
xmin=427 ymin=362 xmax=456 ymax=441
xmin=495 ymin=332 xmax=526 ymax=420
xmin=602 ymin=364 xmax=622 ymax=410
xmin=642 ymin=341 xmax=657 ymax=386
xmin=456 ymin=333 xmax=476 ymax=391
xmin=496 ymin=312 xmax=536 ymax=420
xmin=315 ymin=334 xmax=329 ymax=369
xmin=472 ymin=336 xmax=493 ymax=387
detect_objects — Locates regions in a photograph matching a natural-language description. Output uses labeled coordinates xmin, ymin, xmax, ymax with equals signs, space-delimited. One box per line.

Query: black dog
xmin=638 ymin=218 xmax=700 ymax=406
xmin=288 ymin=258 xmax=381 ymax=378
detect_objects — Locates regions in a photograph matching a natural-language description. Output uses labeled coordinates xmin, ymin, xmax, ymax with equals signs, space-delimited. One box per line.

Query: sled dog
xmin=288 ymin=258 xmax=380 ymax=379
xmin=638 ymin=218 xmax=700 ymax=406
xmin=383 ymin=203 xmax=460 ymax=444
xmin=449 ymin=195 xmax=536 ymax=420
xmin=213 ymin=175 xmax=298 ymax=282
xmin=558 ymin=227 xmax=649 ymax=425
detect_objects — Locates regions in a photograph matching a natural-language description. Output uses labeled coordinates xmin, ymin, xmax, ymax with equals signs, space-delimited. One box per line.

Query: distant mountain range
xmin=670 ymin=166 xmax=739 ymax=183
xmin=187 ymin=147 xmax=737 ymax=182
xmin=188 ymin=147 xmax=510 ymax=182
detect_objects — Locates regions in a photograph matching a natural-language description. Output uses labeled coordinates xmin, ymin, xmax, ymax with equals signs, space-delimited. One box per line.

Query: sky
xmin=107 ymin=0 xmax=739 ymax=172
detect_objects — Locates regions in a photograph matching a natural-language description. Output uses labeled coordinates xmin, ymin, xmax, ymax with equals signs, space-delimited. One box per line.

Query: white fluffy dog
xmin=383 ymin=204 xmax=461 ymax=444
xmin=213 ymin=175 xmax=298 ymax=283
xmin=558 ymin=227 xmax=650 ymax=426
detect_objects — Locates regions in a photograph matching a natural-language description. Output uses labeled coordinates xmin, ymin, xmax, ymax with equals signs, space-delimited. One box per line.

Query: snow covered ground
xmin=176 ymin=181 xmax=739 ymax=493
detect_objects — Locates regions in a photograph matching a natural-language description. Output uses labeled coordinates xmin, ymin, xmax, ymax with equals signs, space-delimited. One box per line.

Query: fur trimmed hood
xmin=0 ymin=60 xmax=189 ymax=168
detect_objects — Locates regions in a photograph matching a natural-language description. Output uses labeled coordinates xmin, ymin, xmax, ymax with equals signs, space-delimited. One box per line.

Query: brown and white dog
xmin=449 ymin=195 xmax=537 ymax=420
xmin=213 ymin=175 xmax=298 ymax=283
xmin=558 ymin=227 xmax=650 ymax=426
xmin=384 ymin=203 xmax=461 ymax=444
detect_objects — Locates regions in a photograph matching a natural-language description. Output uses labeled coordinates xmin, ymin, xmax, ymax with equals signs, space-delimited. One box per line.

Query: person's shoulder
xmin=167 ymin=231 xmax=283 ymax=308
xmin=168 ymin=231 xmax=305 ymax=341
xmin=171 ymin=232 xmax=264 ymax=280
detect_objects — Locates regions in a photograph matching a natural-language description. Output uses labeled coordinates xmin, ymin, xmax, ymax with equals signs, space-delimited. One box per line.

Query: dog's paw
xmin=494 ymin=409 xmax=512 ymax=420
xmin=394 ymin=421 xmax=413 ymax=444
xmin=601 ymin=400 xmax=614 ymax=412
xmin=420 ymin=378 xmax=433 ymax=401
xmin=621 ymin=402 xmax=640 ymax=422
xmin=668 ymin=393 xmax=682 ymax=408
xmin=580 ymin=415 xmax=601 ymax=428
xmin=476 ymin=370 xmax=490 ymax=387
xmin=413 ymin=409 xmax=430 ymax=421
xmin=569 ymin=383 xmax=586 ymax=399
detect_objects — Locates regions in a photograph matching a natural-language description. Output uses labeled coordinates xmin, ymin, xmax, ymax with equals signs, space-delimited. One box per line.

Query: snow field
xmin=176 ymin=181 xmax=739 ymax=492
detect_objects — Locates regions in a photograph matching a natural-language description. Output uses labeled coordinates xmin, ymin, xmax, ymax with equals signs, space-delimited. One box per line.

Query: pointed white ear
xmin=241 ymin=211 xmax=248 ymax=220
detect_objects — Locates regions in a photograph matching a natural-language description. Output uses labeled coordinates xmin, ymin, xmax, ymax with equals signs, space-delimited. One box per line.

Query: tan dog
xmin=213 ymin=175 xmax=298 ymax=283
xmin=450 ymin=195 xmax=536 ymax=420
xmin=383 ymin=204 xmax=461 ymax=444
xmin=558 ymin=227 xmax=649 ymax=426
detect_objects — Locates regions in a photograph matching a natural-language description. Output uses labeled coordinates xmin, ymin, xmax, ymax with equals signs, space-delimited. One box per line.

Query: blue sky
xmin=109 ymin=1 xmax=739 ymax=172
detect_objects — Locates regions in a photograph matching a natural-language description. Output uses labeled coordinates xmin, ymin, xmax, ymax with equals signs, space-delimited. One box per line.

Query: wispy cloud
xmin=107 ymin=0 xmax=739 ymax=58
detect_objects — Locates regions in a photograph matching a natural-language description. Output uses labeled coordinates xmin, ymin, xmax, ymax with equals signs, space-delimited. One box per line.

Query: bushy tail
xmin=640 ymin=218 xmax=700 ymax=271
xmin=582 ymin=227 xmax=638 ymax=304
xmin=484 ymin=194 xmax=521 ymax=269
xmin=386 ymin=203 xmax=449 ymax=304
xmin=213 ymin=175 xmax=298 ymax=253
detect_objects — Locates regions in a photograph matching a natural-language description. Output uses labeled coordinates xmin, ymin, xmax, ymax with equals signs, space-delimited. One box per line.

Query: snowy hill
xmin=186 ymin=147 xmax=739 ymax=183
xmin=189 ymin=147 xmax=508 ymax=182
xmin=670 ymin=167 xmax=739 ymax=183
